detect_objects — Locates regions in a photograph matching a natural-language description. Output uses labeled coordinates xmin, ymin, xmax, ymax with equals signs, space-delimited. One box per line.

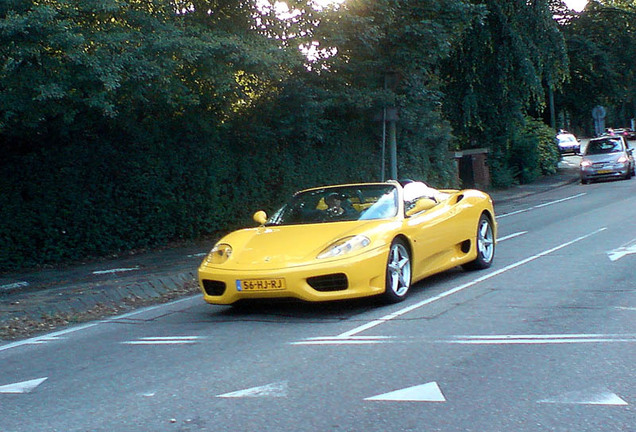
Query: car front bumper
xmin=580 ymin=164 xmax=629 ymax=181
xmin=198 ymin=246 xmax=389 ymax=304
xmin=559 ymin=145 xmax=580 ymax=154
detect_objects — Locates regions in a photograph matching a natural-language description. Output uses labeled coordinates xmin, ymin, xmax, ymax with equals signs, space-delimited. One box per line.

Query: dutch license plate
xmin=236 ymin=278 xmax=285 ymax=291
xmin=597 ymin=169 xmax=612 ymax=174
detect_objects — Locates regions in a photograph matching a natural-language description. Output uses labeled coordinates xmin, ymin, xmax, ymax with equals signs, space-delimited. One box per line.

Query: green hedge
xmin=508 ymin=117 xmax=560 ymax=185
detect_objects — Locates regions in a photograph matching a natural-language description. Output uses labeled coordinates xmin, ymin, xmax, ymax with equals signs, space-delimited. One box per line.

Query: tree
xmin=555 ymin=0 xmax=636 ymax=133
xmin=441 ymin=0 xmax=568 ymax=186
xmin=0 ymin=0 xmax=580 ymax=269
xmin=0 ymin=0 xmax=299 ymax=268
xmin=300 ymin=0 xmax=477 ymax=184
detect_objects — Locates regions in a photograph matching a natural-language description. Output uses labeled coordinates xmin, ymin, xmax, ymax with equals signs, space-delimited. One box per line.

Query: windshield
xmin=267 ymin=185 xmax=399 ymax=225
xmin=558 ymin=135 xmax=576 ymax=143
xmin=585 ymin=138 xmax=623 ymax=155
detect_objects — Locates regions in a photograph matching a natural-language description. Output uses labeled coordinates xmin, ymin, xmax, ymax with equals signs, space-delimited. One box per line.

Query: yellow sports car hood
xmin=203 ymin=220 xmax=397 ymax=271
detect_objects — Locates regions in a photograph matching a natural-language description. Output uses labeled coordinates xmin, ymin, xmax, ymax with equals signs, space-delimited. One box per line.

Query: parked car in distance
xmin=619 ymin=128 xmax=636 ymax=140
xmin=606 ymin=128 xmax=636 ymax=140
xmin=580 ymin=135 xmax=635 ymax=184
xmin=556 ymin=131 xmax=581 ymax=155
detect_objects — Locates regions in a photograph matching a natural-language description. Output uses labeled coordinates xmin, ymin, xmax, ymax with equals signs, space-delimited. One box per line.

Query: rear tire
xmin=463 ymin=214 xmax=495 ymax=271
xmin=382 ymin=239 xmax=411 ymax=303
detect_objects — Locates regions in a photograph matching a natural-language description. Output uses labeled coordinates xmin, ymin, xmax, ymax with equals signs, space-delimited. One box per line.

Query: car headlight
xmin=317 ymin=235 xmax=371 ymax=259
xmin=206 ymin=243 xmax=232 ymax=264
xmin=580 ymin=160 xmax=592 ymax=167
xmin=617 ymin=155 xmax=628 ymax=164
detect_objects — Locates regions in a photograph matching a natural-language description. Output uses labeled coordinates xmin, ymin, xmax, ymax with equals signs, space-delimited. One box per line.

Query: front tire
xmin=382 ymin=239 xmax=411 ymax=303
xmin=463 ymin=214 xmax=495 ymax=270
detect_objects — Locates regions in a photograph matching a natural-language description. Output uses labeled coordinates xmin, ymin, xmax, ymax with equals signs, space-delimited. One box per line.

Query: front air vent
xmin=202 ymin=280 xmax=226 ymax=296
xmin=307 ymin=273 xmax=348 ymax=292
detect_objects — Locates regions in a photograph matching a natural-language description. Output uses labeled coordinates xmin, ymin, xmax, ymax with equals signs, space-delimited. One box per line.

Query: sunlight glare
xmin=311 ymin=0 xmax=345 ymax=11
xmin=565 ymin=0 xmax=588 ymax=11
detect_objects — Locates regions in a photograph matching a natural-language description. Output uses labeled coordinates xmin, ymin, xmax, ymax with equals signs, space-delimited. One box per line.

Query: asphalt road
xmin=1 ymin=169 xmax=634 ymax=432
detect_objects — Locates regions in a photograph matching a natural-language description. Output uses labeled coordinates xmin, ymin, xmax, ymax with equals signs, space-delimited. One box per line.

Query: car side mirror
xmin=406 ymin=198 xmax=437 ymax=217
xmin=253 ymin=211 xmax=268 ymax=226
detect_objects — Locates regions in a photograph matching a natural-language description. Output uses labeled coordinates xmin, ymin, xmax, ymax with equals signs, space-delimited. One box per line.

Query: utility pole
xmin=549 ymin=86 xmax=556 ymax=130
xmin=547 ymin=72 xmax=556 ymax=130
xmin=385 ymin=71 xmax=399 ymax=180
xmin=387 ymin=108 xmax=398 ymax=180
xmin=380 ymin=74 xmax=387 ymax=182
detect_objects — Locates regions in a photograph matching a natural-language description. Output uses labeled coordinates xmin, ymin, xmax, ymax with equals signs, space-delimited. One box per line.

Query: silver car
xmin=556 ymin=132 xmax=580 ymax=154
xmin=580 ymin=136 xmax=635 ymax=184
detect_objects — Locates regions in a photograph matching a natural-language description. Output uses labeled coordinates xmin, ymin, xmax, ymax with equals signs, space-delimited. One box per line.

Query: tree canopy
xmin=0 ymin=0 xmax=632 ymax=269
xmin=555 ymin=0 xmax=635 ymax=132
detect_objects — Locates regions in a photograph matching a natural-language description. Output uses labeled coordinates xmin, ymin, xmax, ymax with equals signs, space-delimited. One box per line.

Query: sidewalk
xmin=0 ymin=166 xmax=579 ymax=341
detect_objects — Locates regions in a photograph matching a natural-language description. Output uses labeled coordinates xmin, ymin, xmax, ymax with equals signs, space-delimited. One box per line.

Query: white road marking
xmin=336 ymin=228 xmax=607 ymax=339
xmin=437 ymin=334 xmax=636 ymax=344
xmin=559 ymin=159 xmax=580 ymax=168
xmin=0 ymin=377 xmax=48 ymax=394
xmin=0 ymin=295 xmax=199 ymax=353
xmin=187 ymin=253 xmax=207 ymax=258
xmin=0 ymin=324 xmax=96 ymax=352
xmin=0 ymin=281 xmax=29 ymax=291
xmin=497 ymin=193 xmax=586 ymax=219
xmin=102 ymin=295 xmax=198 ymax=321
xmin=497 ymin=231 xmax=527 ymax=242
xmin=365 ymin=382 xmax=446 ymax=402
xmin=451 ymin=333 xmax=631 ymax=339
xmin=25 ymin=336 xmax=64 ymax=345
xmin=292 ymin=333 xmax=636 ymax=346
xmin=121 ymin=336 xmax=201 ymax=345
xmin=92 ymin=266 xmax=140 ymax=275
xmin=217 ymin=382 xmax=288 ymax=398
xmin=607 ymin=238 xmax=636 ymax=261
xmin=290 ymin=336 xmax=393 ymax=345
xmin=538 ymin=388 xmax=628 ymax=406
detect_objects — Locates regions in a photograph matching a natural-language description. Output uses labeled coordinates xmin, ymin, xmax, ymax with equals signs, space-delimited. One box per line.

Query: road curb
xmin=0 ymin=273 xmax=199 ymax=340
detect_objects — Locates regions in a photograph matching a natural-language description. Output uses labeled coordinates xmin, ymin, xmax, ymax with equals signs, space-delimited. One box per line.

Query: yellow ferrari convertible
xmin=198 ymin=180 xmax=496 ymax=305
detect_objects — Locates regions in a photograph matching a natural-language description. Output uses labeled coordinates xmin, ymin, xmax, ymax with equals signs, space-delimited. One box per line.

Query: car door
xmin=404 ymin=192 xmax=473 ymax=281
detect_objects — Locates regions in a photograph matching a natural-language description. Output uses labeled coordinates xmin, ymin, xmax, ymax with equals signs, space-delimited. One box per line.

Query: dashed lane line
xmin=334 ymin=227 xmax=607 ymax=339
xmin=497 ymin=193 xmax=586 ymax=219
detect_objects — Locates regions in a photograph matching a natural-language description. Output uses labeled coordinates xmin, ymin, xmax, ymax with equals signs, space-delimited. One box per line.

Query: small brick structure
xmin=451 ymin=148 xmax=490 ymax=190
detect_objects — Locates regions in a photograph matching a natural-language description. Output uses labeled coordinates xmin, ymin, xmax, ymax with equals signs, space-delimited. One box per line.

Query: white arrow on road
xmin=0 ymin=377 xmax=48 ymax=394
xmin=607 ymin=240 xmax=636 ymax=261
xmin=365 ymin=382 xmax=446 ymax=402
xmin=0 ymin=281 xmax=29 ymax=291
xmin=539 ymin=388 xmax=628 ymax=406
xmin=217 ymin=381 xmax=288 ymax=398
